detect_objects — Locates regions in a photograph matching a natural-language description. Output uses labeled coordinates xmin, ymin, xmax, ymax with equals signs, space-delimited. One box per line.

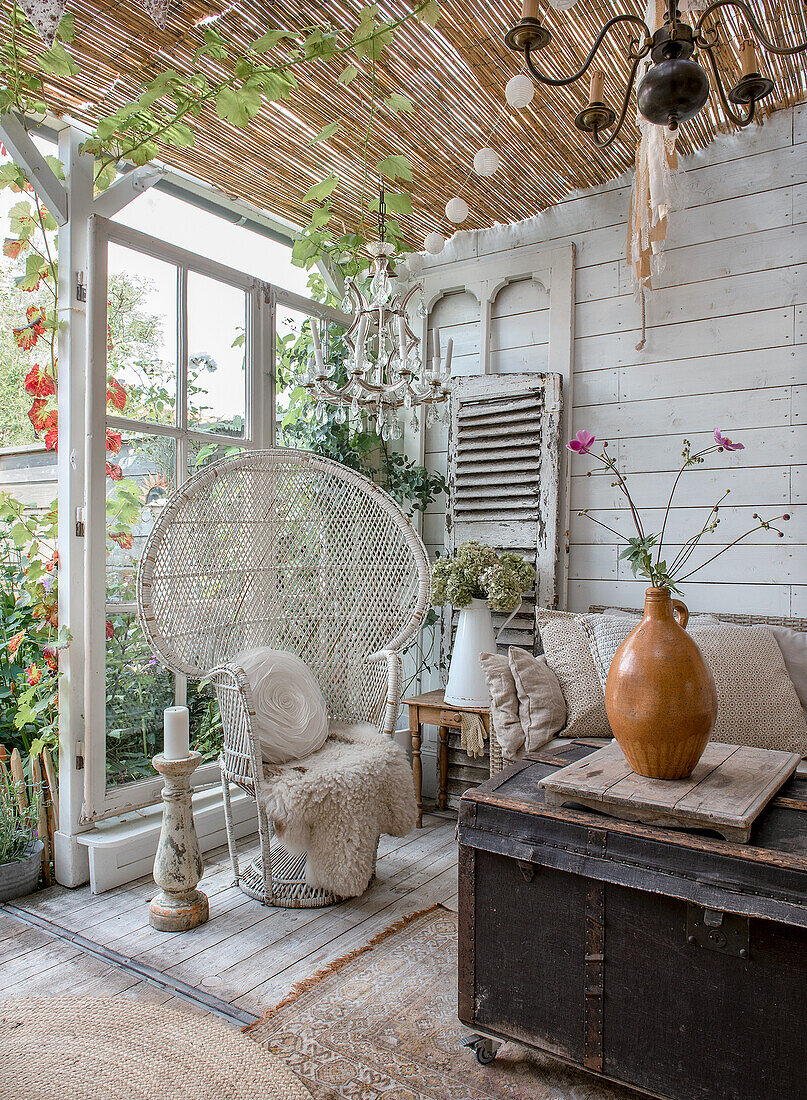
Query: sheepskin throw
xmin=258 ymin=723 xmax=417 ymax=897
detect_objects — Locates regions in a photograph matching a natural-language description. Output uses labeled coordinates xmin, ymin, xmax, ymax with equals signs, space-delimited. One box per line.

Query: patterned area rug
xmin=247 ymin=906 xmax=642 ymax=1100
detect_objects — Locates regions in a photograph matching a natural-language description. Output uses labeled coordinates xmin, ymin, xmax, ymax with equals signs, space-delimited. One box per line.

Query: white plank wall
xmin=413 ymin=103 xmax=806 ymax=622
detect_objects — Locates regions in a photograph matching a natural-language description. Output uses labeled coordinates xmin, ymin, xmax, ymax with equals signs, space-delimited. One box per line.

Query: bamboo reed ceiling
xmin=7 ymin=0 xmax=807 ymax=242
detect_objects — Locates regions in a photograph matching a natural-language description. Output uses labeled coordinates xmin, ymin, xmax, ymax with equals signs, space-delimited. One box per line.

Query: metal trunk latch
xmin=687 ymin=904 xmax=750 ymax=958
xmin=516 ymin=859 xmax=536 ymax=883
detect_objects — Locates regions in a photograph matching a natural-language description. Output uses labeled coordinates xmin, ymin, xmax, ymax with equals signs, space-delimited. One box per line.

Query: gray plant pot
xmin=0 ymin=839 xmax=43 ymax=902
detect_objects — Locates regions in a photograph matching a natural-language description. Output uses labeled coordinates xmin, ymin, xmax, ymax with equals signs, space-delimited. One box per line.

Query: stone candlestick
xmin=149 ymin=751 xmax=209 ymax=932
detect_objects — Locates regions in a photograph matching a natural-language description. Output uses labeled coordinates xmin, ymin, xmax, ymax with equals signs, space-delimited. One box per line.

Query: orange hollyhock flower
xmin=106 ymin=378 xmax=127 ymax=411
xmin=7 ymin=630 xmax=24 ymax=656
xmin=109 ymin=531 xmax=133 ymax=550
xmin=27 ymin=663 xmax=41 ymax=686
xmin=45 ymin=550 xmax=59 ymax=573
xmin=106 ymin=461 xmax=123 ymax=481
xmin=105 ymin=428 xmax=122 ymax=455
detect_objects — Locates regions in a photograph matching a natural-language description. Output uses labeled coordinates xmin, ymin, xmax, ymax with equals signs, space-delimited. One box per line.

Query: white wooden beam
xmin=92 ymin=165 xmax=165 ymax=219
xmin=54 ymin=127 xmax=93 ymax=887
xmin=0 ymin=112 xmax=68 ymax=225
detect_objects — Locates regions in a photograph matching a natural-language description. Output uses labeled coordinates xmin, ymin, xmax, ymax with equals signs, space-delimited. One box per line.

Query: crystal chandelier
xmin=300 ymin=185 xmax=452 ymax=442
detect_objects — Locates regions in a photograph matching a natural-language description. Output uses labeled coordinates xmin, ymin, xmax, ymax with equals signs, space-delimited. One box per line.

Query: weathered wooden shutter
xmin=442 ymin=372 xmax=563 ymax=804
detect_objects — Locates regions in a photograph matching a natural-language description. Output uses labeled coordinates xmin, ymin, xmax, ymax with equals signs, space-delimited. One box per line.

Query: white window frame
xmin=83 ymin=214 xmax=346 ymax=822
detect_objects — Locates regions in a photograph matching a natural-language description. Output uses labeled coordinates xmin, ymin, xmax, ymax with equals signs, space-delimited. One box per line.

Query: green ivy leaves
xmin=303 ymin=175 xmax=340 ymax=202
xmin=376 ymin=154 xmax=413 ymax=182
xmin=215 ymin=84 xmax=263 ymax=126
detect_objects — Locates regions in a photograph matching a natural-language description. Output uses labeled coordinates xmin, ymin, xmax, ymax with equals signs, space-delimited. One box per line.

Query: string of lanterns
xmin=422 ymin=71 xmax=541 ymax=255
xmin=422 ymin=0 xmax=580 ymax=254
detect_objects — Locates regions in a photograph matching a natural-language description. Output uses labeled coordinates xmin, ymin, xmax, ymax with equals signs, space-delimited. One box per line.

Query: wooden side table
xmin=402 ymin=689 xmax=491 ymax=827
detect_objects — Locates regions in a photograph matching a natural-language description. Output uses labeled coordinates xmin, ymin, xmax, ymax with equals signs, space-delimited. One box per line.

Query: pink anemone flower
xmin=714 ymin=428 xmax=744 ymax=451
xmin=567 ymin=430 xmax=596 ymax=455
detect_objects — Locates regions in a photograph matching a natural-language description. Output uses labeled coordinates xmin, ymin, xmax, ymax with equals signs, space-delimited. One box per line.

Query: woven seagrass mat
xmin=0 ymin=997 xmax=311 ymax=1100
xmin=247 ymin=905 xmax=642 ymax=1100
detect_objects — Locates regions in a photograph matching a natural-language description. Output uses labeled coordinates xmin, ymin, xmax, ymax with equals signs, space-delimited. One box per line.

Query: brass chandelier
xmin=505 ymin=0 xmax=807 ymax=145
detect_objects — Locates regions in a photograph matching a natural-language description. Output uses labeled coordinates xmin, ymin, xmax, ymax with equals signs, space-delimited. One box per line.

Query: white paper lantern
xmin=547 ymin=0 xmax=578 ymax=9
xmin=505 ymin=74 xmax=535 ymax=108
xmin=445 ymin=197 xmax=469 ymax=224
xmin=424 ymin=231 xmax=446 ymax=255
xmin=473 ymin=148 xmax=500 ymax=177
xmin=405 ymin=252 xmax=424 ymax=276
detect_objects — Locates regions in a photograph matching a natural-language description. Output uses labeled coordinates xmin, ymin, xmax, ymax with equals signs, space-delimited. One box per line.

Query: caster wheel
xmin=475 ymin=1041 xmax=497 ymax=1065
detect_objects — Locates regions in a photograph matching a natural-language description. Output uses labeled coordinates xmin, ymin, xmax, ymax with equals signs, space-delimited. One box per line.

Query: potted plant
xmin=568 ymin=428 xmax=790 ymax=779
xmin=0 ymin=766 xmax=42 ymax=902
xmin=432 ymin=541 xmax=535 ymax=706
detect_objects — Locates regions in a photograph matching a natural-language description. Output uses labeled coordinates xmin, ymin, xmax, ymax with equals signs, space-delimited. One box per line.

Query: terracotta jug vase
xmin=605 ymin=587 xmax=717 ymax=780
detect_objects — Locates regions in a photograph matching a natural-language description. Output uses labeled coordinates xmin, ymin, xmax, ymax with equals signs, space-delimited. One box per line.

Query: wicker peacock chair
xmin=138 ymin=448 xmax=430 ymax=908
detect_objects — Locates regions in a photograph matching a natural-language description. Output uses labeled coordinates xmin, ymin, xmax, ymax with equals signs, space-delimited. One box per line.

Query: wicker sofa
xmin=489 ymin=608 xmax=807 ymax=778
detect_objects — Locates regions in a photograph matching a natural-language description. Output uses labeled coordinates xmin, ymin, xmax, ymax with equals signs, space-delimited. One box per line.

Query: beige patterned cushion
xmin=582 ymin=615 xmax=807 ymax=756
xmin=536 ymin=610 xmax=611 ymax=738
xmin=479 ymin=651 xmax=524 ymax=762
xmin=508 ymin=647 xmax=567 ymax=752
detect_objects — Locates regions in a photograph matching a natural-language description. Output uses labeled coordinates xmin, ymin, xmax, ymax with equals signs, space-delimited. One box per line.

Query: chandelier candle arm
xmin=521 ymin=15 xmax=651 ymax=88
xmin=700 ymin=43 xmax=756 ymax=128
xmin=589 ymin=55 xmax=645 ymax=144
xmin=695 ymin=0 xmax=807 ymax=57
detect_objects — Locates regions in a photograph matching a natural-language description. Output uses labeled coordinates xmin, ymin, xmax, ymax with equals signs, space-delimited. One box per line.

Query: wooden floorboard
xmin=0 ymin=815 xmax=458 ymax=1021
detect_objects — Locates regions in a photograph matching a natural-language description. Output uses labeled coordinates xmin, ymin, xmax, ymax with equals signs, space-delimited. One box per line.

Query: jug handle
xmin=672 ymin=599 xmax=689 ymax=630
xmin=495 ymin=599 xmax=522 ymax=644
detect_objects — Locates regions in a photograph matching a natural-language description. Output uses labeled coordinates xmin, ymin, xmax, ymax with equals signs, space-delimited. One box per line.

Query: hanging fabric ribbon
xmin=18 ymin=0 xmax=67 ymax=47
xmin=142 ymin=0 xmax=173 ymax=29
xmin=626 ymin=0 xmax=695 ymax=350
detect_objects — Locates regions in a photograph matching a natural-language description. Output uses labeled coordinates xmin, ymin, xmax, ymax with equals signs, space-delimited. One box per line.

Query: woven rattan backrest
xmin=590 ymin=606 xmax=807 ymax=632
xmin=138 ymin=448 xmax=430 ymax=722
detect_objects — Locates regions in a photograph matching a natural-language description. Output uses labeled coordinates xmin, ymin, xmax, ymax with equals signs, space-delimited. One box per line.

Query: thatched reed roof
xmin=9 ymin=0 xmax=807 ymax=242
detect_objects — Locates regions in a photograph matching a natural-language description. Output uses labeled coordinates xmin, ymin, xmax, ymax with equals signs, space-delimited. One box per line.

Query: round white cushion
xmin=232 ymin=648 xmax=329 ymax=765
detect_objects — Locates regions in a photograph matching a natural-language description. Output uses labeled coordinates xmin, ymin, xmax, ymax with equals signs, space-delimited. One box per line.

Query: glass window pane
xmin=187 ymin=438 xmax=243 ymax=478
xmin=275 ymin=308 xmax=348 ymax=448
xmin=105 ymin=433 xmax=176 ymax=604
xmin=105 ymin=433 xmax=176 ymax=788
xmin=106 ymin=243 xmax=178 ymax=426
xmin=105 ymin=611 xmax=174 ymax=786
xmin=188 ymin=679 xmax=222 ymax=760
xmin=187 ymin=272 xmax=246 ymax=436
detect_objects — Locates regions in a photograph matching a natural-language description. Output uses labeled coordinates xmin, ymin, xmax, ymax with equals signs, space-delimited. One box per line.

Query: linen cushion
xmin=507 ymin=647 xmax=567 ymax=752
xmin=582 ymin=616 xmax=807 ymax=756
xmin=535 ymin=610 xmax=611 ymax=738
xmin=769 ymin=625 xmax=807 ymax=721
xmin=233 ymin=648 xmax=329 ymax=765
xmin=479 ymin=651 xmax=524 ymax=762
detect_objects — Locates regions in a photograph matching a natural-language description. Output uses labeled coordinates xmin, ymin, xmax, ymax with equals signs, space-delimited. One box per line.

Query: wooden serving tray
xmin=538 ymin=740 xmax=802 ymax=843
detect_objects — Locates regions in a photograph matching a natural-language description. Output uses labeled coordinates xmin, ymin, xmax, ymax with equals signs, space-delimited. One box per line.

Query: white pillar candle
xmin=444 ymin=337 xmax=454 ymax=374
xmin=310 ymin=318 xmax=323 ymax=370
xmin=397 ymin=314 xmax=408 ymax=369
xmin=163 ymin=706 xmax=190 ymax=761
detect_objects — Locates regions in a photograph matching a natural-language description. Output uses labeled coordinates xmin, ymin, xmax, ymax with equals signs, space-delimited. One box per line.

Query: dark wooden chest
xmin=458 ymin=741 xmax=807 ymax=1100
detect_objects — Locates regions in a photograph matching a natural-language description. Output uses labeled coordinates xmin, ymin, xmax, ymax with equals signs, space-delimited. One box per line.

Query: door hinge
xmin=687 ymin=904 xmax=749 ymax=959
xmin=76 ymin=270 xmax=87 ymax=302
xmin=76 ymin=740 xmax=84 ymax=771
xmin=75 ymin=506 xmax=85 ymax=537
